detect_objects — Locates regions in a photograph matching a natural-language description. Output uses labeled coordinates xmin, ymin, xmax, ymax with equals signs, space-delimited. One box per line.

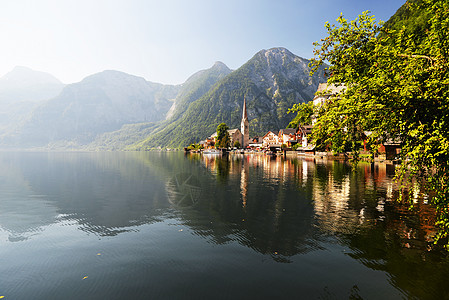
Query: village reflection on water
xmin=196 ymin=153 xmax=438 ymax=251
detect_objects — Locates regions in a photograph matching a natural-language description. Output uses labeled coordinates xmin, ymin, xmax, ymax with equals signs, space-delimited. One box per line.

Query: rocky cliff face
xmin=249 ymin=48 xmax=320 ymax=101
xmin=238 ymin=47 xmax=325 ymax=131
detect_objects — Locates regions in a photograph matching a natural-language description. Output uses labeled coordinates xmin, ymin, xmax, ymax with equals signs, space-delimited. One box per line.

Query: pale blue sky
xmin=0 ymin=0 xmax=406 ymax=84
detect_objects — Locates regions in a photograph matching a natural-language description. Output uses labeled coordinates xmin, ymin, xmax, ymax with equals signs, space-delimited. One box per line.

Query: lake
xmin=0 ymin=151 xmax=448 ymax=299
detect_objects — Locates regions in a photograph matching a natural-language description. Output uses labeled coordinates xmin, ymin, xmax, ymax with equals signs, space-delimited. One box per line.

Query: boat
xmin=203 ymin=149 xmax=221 ymax=155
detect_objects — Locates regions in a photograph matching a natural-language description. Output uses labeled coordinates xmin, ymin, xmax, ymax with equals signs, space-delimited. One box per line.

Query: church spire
xmin=242 ymin=97 xmax=248 ymax=121
xmin=241 ymin=97 xmax=249 ymax=148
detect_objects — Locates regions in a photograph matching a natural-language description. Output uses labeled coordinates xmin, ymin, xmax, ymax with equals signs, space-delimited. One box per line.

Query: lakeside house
xmin=293 ymin=125 xmax=315 ymax=153
xmin=379 ymin=139 xmax=402 ymax=160
xmin=363 ymin=131 xmax=402 ymax=160
xmin=249 ymin=136 xmax=263 ymax=148
xmin=262 ymin=131 xmax=281 ymax=149
xmin=278 ymin=128 xmax=297 ymax=147
xmin=199 ymin=137 xmax=216 ymax=149
xmin=312 ymin=83 xmax=346 ymax=125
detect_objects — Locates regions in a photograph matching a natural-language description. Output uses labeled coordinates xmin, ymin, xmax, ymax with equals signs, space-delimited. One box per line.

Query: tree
xmin=309 ymin=1 xmax=449 ymax=248
xmin=233 ymin=140 xmax=241 ymax=149
xmin=287 ymin=101 xmax=314 ymax=129
xmin=187 ymin=143 xmax=204 ymax=151
xmin=216 ymin=123 xmax=231 ymax=149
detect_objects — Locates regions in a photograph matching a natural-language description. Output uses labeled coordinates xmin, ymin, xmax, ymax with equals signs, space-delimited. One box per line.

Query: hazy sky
xmin=0 ymin=0 xmax=405 ymax=84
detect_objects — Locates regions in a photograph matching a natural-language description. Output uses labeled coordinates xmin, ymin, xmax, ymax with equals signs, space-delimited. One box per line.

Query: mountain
xmin=86 ymin=62 xmax=233 ymax=150
xmin=166 ymin=61 xmax=232 ymax=121
xmin=84 ymin=122 xmax=160 ymax=151
xmin=134 ymin=47 xmax=326 ymax=149
xmin=0 ymin=66 xmax=65 ymax=103
xmin=2 ymin=70 xmax=179 ymax=147
xmin=383 ymin=0 xmax=429 ymax=44
xmin=0 ymin=48 xmax=326 ymax=150
xmin=0 ymin=66 xmax=65 ymax=132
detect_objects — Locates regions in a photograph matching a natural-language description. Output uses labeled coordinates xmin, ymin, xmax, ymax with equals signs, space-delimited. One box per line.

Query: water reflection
xmin=175 ymin=154 xmax=319 ymax=259
xmin=0 ymin=151 xmax=447 ymax=299
xmin=0 ymin=153 xmax=59 ymax=242
xmin=0 ymin=151 xmax=439 ymax=253
xmin=182 ymin=154 xmax=440 ymax=256
xmin=190 ymin=153 xmax=448 ymax=298
xmin=0 ymin=152 xmax=173 ymax=239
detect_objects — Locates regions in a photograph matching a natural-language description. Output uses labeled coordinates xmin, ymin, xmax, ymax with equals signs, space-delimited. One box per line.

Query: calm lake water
xmin=0 ymin=151 xmax=448 ymax=299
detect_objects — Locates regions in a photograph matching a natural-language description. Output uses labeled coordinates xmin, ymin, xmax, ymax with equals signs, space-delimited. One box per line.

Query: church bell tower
xmin=241 ymin=98 xmax=249 ymax=148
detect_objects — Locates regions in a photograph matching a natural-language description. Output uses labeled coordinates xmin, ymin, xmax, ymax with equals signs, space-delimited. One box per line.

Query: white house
xmin=312 ymin=83 xmax=346 ymax=125
xmin=262 ymin=131 xmax=280 ymax=147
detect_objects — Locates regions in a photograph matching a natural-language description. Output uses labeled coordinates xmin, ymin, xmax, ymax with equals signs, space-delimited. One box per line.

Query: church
xmin=208 ymin=98 xmax=250 ymax=148
xmin=240 ymin=97 xmax=250 ymax=148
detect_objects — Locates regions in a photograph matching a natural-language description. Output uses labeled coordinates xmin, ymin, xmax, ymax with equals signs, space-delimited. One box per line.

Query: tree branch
xmin=397 ymin=53 xmax=436 ymax=62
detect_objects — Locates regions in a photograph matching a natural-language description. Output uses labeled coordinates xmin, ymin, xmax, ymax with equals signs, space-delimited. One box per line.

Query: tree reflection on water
xmin=196 ymin=154 xmax=436 ymax=246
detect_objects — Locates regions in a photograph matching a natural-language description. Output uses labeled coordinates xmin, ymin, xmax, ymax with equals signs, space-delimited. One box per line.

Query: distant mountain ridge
xmin=0 ymin=66 xmax=65 ymax=103
xmin=0 ymin=47 xmax=327 ymax=149
xmin=0 ymin=66 xmax=66 ymax=133
xmin=2 ymin=70 xmax=179 ymax=147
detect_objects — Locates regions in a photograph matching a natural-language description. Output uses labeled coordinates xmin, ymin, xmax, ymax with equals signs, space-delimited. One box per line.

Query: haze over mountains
xmin=0 ymin=66 xmax=65 ymax=103
xmin=0 ymin=47 xmax=326 ymax=150
xmin=0 ymin=67 xmax=65 ymax=133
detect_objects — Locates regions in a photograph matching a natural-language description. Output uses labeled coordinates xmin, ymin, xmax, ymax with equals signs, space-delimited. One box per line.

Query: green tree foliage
xmin=216 ymin=123 xmax=231 ymax=149
xmin=233 ymin=140 xmax=241 ymax=148
xmin=310 ymin=1 xmax=449 ymax=247
xmin=383 ymin=0 xmax=430 ymax=44
xmin=187 ymin=143 xmax=203 ymax=151
xmin=287 ymin=101 xmax=314 ymax=128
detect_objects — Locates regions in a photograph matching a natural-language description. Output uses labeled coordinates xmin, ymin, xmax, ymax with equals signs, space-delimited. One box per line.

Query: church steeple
xmin=242 ymin=97 xmax=248 ymax=121
xmin=241 ymin=97 xmax=249 ymax=148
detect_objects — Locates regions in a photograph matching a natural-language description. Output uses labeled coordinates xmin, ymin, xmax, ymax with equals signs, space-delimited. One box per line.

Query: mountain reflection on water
xmin=0 ymin=152 xmax=172 ymax=239
xmin=0 ymin=151 xmax=448 ymax=299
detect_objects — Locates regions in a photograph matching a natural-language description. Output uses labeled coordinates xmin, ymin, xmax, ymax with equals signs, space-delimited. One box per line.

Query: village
xmin=199 ymin=125 xmax=315 ymax=155
xmin=188 ymin=83 xmax=401 ymax=161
